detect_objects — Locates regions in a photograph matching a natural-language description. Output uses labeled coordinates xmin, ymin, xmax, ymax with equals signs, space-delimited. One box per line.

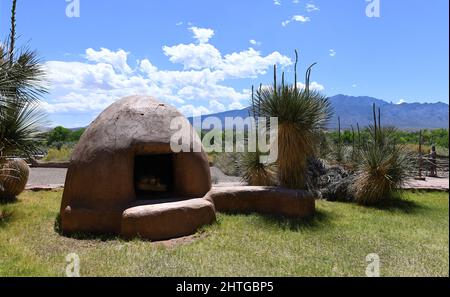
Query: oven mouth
xmin=134 ymin=154 xmax=174 ymax=199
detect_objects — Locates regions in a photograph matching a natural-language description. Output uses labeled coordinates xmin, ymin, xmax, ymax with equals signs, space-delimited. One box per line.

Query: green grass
xmin=0 ymin=190 xmax=448 ymax=276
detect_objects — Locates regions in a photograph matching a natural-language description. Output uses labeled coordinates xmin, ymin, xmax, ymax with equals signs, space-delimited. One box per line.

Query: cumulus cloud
xmin=282 ymin=15 xmax=310 ymax=27
xmin=163 ymin=43 xmax=222 ymax=70
xmin=274 ymin=0 xmax=281 ymax=5
xmin=329 ymin=49 xmax=336 ymax=57
xmin=85 ymin=48 xmax=132 ymax=73
xmin=306 ymin=3 xmax=320 ymax=12
xmin=209 ymin=99 xmax=226 ymax=112
xmin=178 ymin=104 xmax=211 ymax=117
xmin=42 ymin=27 xmax=292 ymax=118
xmin=189 ymin=26 xmax=215 ymax=44
xmin=296 ymin=81 xmax=325 ymax=91
xmin=249 ymin=39 xmax=261 ymax=46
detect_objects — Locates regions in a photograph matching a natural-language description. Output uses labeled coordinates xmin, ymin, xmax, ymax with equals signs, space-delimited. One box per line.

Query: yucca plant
xmin=253 ymin=51 xmax=332 ymax=189
xmin=353 ymin=104 xmax=413 ymax=205
xmin=1 ymin=0 xmax=47 ymax=200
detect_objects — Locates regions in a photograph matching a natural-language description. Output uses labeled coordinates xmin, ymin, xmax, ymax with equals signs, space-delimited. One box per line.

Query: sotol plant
xmin=253 ymin=51 xmax=333 ymax=189
xmin=353 ymin=104 xmax=413 ymax=205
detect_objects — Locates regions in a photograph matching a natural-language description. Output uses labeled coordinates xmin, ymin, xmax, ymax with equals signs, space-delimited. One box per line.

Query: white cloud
xmin=306 ymin=3 xmax=320 ymax=12
xmin=42 ymin=27 xmax=292 ymax=118
xmin=396 ymin=99 xmax=406 ymax=104
xmin=209 ymin=99 xmax=226 ymax=112
xmin=163 ymin=43 xmax=222 ymax=70
xmin=292 ymin=15 xmax=310 ymax=22
xmin=292 ymin=0 xmax=299 ymax=3
xmin=175 ymin=21 xmax=183 ymax=26
xmin=352 ymin=84 xmax=357 ymax=88
xmin=296 ymin=81 xmax=325 ymax=91
xmin=274 ymin=0 xmax=282 ymax=5
xmin=282 ymin=15 xmax=310 ymax=26
xmin=178 ymin=104 xmax=210 ymax=117
xmin=229 ymin=101 xmax=244 ymax=110
xmin=189 ymin=26 xmax=214 ymax=44
xmin=329 ymin=49 xmax=336 ymax=57
xmin=85 ymin=48 xmax=132 ymax=73
xmin=249 ymin=39 xmax=261 ymax=46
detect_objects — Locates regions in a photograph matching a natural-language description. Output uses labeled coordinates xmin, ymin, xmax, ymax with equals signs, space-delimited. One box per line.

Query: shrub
xmin=42 ymin=146 xmax=73 ymax=162
xmin=240 ymin=151 xmax=276 ymax=186
xmin=353 ymin=105 xmax=413 ymax=205
xmin=254 ymin=53 xmax=332 ymax=189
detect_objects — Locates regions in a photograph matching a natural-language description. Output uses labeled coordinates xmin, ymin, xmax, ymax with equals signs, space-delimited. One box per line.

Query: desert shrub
xmin=254 ymin=54 xmax=332 ymax=189
xmin=353 ymin=105 xmax=413 ymax=205
xmin=240 ymin=151 xmax=276 ymax=186
xmin=42 ymin=146 xmax=73 ymax=162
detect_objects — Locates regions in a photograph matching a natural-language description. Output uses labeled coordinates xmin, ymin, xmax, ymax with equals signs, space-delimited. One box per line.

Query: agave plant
xmin=353 ymin=104 xmax=413 ymax=205
xmin=253 ymin=51 xmax=333 ymax=189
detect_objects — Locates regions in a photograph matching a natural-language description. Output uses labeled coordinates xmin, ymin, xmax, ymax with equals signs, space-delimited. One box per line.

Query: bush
xmin=240 ymin=151 xmax=276 ymax=186
xmin=43 ymin=146 xmax=73 ymax=162
xmin=353 ymin=105 xmax=413 ymax=205
xmin=254 ymin=60 xmax=332 ymax=189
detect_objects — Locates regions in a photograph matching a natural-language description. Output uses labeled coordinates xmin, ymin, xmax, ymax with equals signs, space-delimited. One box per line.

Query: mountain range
xmin=190 ymin=94 xmax=449 ymax=130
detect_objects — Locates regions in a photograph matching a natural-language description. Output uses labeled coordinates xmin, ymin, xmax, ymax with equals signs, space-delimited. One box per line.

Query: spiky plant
xmin=240 ymin=150 xmax=276 ymax=186
xmin=254 ymin=51 xmax=333 ymax=189
xmin=1 ymin=0 xmax=47 ymax=198
xmin=1 ymin=0 xmax=47 ymax=158
xmin=239 ymin=86 xmax=276 ymax=186
xmin=354 ymin=104 xmax=413 ymax=205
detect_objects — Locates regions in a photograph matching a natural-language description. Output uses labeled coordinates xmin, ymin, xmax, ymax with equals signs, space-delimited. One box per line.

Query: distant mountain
xmin=189 ymin=94 xmax=449 ymax=130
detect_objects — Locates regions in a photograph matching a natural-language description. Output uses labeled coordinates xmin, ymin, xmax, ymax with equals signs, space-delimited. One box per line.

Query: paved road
xmin=27 ymin=167 xmax=243 ymax=189
xmin=26 ymin=167 xmax=449 ymax=191
xmin=27 ymin=167 xmax=67 ymax=188
xmin=404 ymin=177 xmax=449 ymax=191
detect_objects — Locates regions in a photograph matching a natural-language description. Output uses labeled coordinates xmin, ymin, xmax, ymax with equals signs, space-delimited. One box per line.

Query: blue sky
xmin=0 ymin=0 xmax=448 ymax=127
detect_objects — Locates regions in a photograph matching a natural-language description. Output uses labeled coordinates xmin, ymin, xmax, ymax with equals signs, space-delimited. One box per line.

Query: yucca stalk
xmin=254 ymin=52 xmax=333 ymax=189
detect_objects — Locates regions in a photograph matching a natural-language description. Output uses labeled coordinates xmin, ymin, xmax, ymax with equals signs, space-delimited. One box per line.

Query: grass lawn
xmin=0 ymin=190 xmax=448 ymax=277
